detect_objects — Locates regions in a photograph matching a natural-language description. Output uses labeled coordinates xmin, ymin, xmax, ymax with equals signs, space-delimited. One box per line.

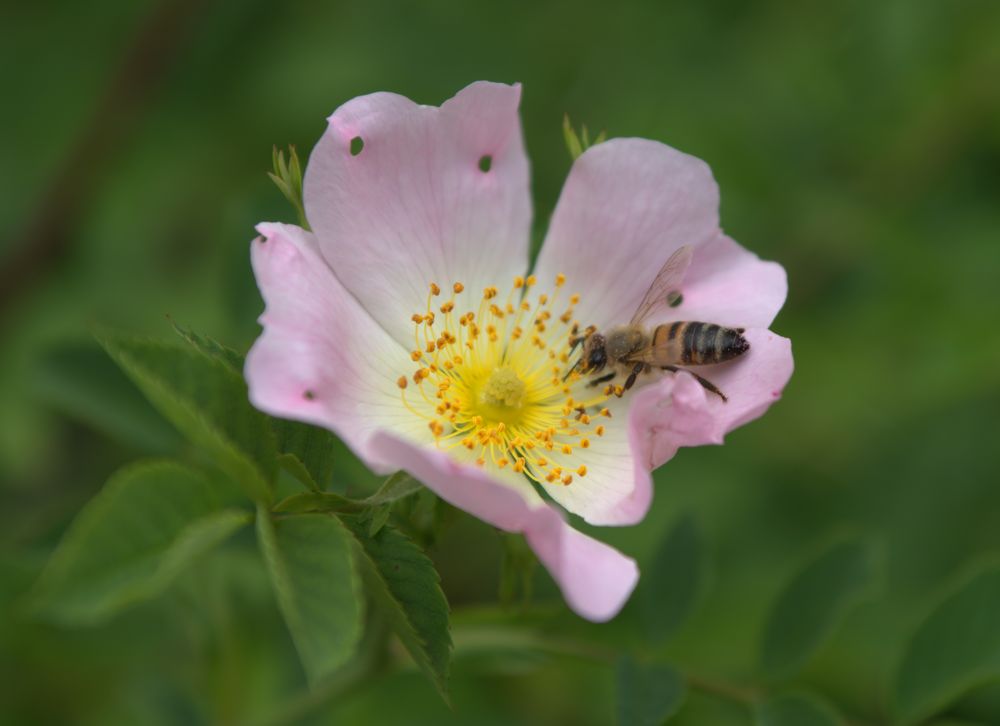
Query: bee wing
xmin=629 ymin=245 xmax=694 ymax=326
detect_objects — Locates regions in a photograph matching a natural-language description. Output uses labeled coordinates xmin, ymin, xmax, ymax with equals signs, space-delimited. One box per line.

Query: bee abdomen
xmin=680 ymin=322 xmax=749 ymax=365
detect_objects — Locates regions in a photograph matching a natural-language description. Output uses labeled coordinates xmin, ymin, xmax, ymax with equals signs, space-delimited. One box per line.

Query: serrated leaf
xmin=366 ymin=472 xmax=423 ymax=506
xmin=759 ymin=537 xmax=877 ymax=676
xmin=33 ymin=340 xmax=180 ymax=452
xmin=894 ymin=564 xmax=1000 ymax=724
xmin=640 ymin=512 xmax=704 ymax=643
xmin=30 ymin=460 xmax=250 ymax=624
xmin=615 ymin=656 xmax=685 ymax=726
xmin=272 ymin=490 xmax=359 ymax=515
xmin=272 ymin=471 xmax=423 ymax=515
xmin=756 ymin=692 xmax=844 ymax=726
xmin=99 ymin=332 xmax=277 ymax=503
xmin=271 ymin=421 xmax=338 ymax=492
xmin=173 ymin=320 xmax=340 ymax=494
xmin=342 ymin=516 xmax=451 ymax=700
xmin=170 ymin=320 xmax=244 ymax=372
xmin=256 ymin=510 xmax=363 ymax=685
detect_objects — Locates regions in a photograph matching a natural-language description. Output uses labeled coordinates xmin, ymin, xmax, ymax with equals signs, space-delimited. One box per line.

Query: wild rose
xmin=246 ymin=82 xmax=793 ymax=622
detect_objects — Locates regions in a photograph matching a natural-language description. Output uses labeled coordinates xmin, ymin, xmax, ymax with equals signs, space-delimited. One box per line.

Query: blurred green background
xmin=2 ymin=0 xmax=1000 ymax=724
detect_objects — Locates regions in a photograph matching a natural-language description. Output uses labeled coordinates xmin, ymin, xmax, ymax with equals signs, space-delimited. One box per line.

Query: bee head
xmin=582 ymin=333 xmax=608 ymax=372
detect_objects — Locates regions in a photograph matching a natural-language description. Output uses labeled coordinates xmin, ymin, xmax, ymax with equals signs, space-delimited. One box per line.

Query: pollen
xmin=399 ymin=272 xmax=613 ymax=487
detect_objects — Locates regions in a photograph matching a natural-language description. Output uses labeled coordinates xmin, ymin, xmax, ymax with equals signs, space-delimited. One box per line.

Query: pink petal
xmin=533 ymin=138 xmax=720 ymax=330
xmin=303 ymin=81 xmax=532 ymax=347
xmin=532 ymin=394 xmax=653 ymax=527
xmin=369 ymin=430 xmax=639 ymax=622
xmin=674 ymin=233 xmax=788 ymax=329
xmin=629 ymin=329 xmax=794 ymax=470
xmin=245 ymin=222 xmax=429 ymax=472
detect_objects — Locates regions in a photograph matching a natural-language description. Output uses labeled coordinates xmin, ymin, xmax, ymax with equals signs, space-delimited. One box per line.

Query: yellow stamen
xmin=399 ymin=275 xmax=614 ymax=487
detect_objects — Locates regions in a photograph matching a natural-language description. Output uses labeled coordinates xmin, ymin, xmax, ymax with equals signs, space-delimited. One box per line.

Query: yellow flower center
xmin=398 ymin=274 xmax=612 ymax=486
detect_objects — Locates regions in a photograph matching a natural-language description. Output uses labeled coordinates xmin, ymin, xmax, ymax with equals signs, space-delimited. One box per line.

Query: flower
xmin=245 ymin=82 xmax=793 ymax=622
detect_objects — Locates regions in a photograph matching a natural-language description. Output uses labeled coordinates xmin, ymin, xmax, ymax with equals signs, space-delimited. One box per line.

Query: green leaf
xmin=170 ymin=320 xmax=244 ymax=372
xmin=256 ymin=509 xmax=363 ymax=685
xmin=342 ymin=516 xmax=452 ymax=700
xmin=30 ymin=460 xmax=250 ymax=624
xmin=272 ymin=471 xmax=423 ymax=515
xmin=272 ymin=420 xmax=338 ymax=492
xmin=894 ymin=563 xmax=1000 ymax=724
xmin=33 ymin=340 xmax=180 ymax=452
xmin=615 ymin=656 xmax=685 ymax=726
xmin=755 ymin=692 xmax=844 ymax=726
xmin=99 ymin=331 xmax=277 ymax=503
xmin=272 ymin=490 xmax=360 ymax=515
xmin=639 ymin=512 xmax=704 ymax=643
xmin=365 ymin=472 xmax=423 ymax=506
xmin=172 ymin=322 xmax=339 ymax=493
xmin=759 ymin=537 xmax=877 ymax=676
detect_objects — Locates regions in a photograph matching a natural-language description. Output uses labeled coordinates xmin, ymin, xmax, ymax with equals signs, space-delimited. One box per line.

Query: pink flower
xmin=246 ymin=82 xmax=793 ymax=622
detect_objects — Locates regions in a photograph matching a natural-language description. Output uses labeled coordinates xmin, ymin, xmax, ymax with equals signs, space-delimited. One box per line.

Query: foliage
xmin=3 ymin=2 xmax=1000 ymax=723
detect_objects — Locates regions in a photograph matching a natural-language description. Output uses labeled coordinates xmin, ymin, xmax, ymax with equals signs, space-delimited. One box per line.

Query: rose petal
xmin=629 ymin=329 xmax=794 ymax=469
xmin=245 ymin=222 xmax=429 ymax=472
xmin=531 ymin=393 xmax=652 ymax=527
xmin=303 ymin=81 xmax=532 ymax=347
xmin=673 ymin=233 xmax=788 ymax=329
xmin=369 ymin=429 xmax=639 ymax=622
xmin=533 ymin=138 xmax=720 ymax=330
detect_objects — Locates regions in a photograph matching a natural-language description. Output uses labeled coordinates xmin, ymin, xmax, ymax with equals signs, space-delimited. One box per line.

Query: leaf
xmin=640 ymin=512 xmax=704 ymax=643
xmin=759 ymin=537 xmax=877 ymax=676
xmin=30 ymin=460 xmax=250 ymax=624
xmin=99 ymin=331 xmax=277 ymax=503
xmin=171 ymin=322 xmax=342 ymax=494
xmin=894 ymin=563 xmax=1000 ymax=724
xmin=755 ymin=692 xmax=844 ymax=726
xmin=342 ymin=516 xmax=452 ymax=700
xmin=271 ymin=420 xmax=338 ymax=492
xmin=272 ymin=471 xmax=423 ymax=515
xmin=365 ymin=472 xmax=423 ymax=506
xmin=256 ymin=510 xmax=363 ymax=685
xmin=33 ymin=340 xmax=181 ymax=452
xmin=272 ymin=490 xmax=360 ymax=515
xmin=170 ymin=320 xmax=244 ymax=372
xmin=615 ymin=656 xmax=685 ymax=726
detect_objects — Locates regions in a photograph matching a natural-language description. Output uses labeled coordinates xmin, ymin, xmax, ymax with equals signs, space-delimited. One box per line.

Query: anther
xmin=555 ymin=273 xmax=566 ymax=287
xmin=397 ymin=376 xmax=408 ymax=389
xmin=453 ymin=282 xmax=465 ymax=293
xmin=430 ymin=282 xmax=441 ymax=296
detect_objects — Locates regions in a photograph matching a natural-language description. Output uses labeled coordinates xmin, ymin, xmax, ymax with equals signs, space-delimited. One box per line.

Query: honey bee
xmin=568 ymin=245 xmax=749 ymax=402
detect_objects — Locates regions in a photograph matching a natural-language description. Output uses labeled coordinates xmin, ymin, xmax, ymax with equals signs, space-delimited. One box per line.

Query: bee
xmin=568 ymin=245 xmax=749 ymax=402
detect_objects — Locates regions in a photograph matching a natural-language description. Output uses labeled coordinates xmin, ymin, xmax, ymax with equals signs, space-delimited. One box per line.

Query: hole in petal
xmin=350 ymin=136 xmax=364 ymax=156
xmin=257 ymin=235 xmax=268 ymax=244
xmin=303 ymin=390 xmax=316 ymax=400
xmin=667 ymin=290 xmax=683 ymax=308
xmin=478 ymin=154 xmax=492 ymax=173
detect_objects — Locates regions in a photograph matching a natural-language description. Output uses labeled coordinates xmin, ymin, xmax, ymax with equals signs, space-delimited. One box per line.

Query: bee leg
xmin=661 ymin=365 xmax=728 ymax=402
xmin=587 ymin=372 xmax=616 ymax=388
xmin=623 ymin=362 xmax=645 ymax=391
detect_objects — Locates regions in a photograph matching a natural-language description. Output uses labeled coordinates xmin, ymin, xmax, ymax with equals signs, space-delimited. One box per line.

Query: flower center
xmin=397 ymin=274 xmax=612 ymax=486
xmin=480 ymin=366 xmax=527 ymax=412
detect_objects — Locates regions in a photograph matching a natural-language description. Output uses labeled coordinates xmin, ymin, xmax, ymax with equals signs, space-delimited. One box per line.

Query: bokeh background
xmin=2 ymin=1 xmax=999 ymax=724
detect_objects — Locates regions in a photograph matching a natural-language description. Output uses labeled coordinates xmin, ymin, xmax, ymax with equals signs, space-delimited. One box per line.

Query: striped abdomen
xmin=650 ymin=321 xmax=750 ymax=366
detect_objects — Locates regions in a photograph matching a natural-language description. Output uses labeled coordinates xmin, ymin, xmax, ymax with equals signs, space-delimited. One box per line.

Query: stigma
xmin=399 ymin=274 xmax=611 ymax=486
